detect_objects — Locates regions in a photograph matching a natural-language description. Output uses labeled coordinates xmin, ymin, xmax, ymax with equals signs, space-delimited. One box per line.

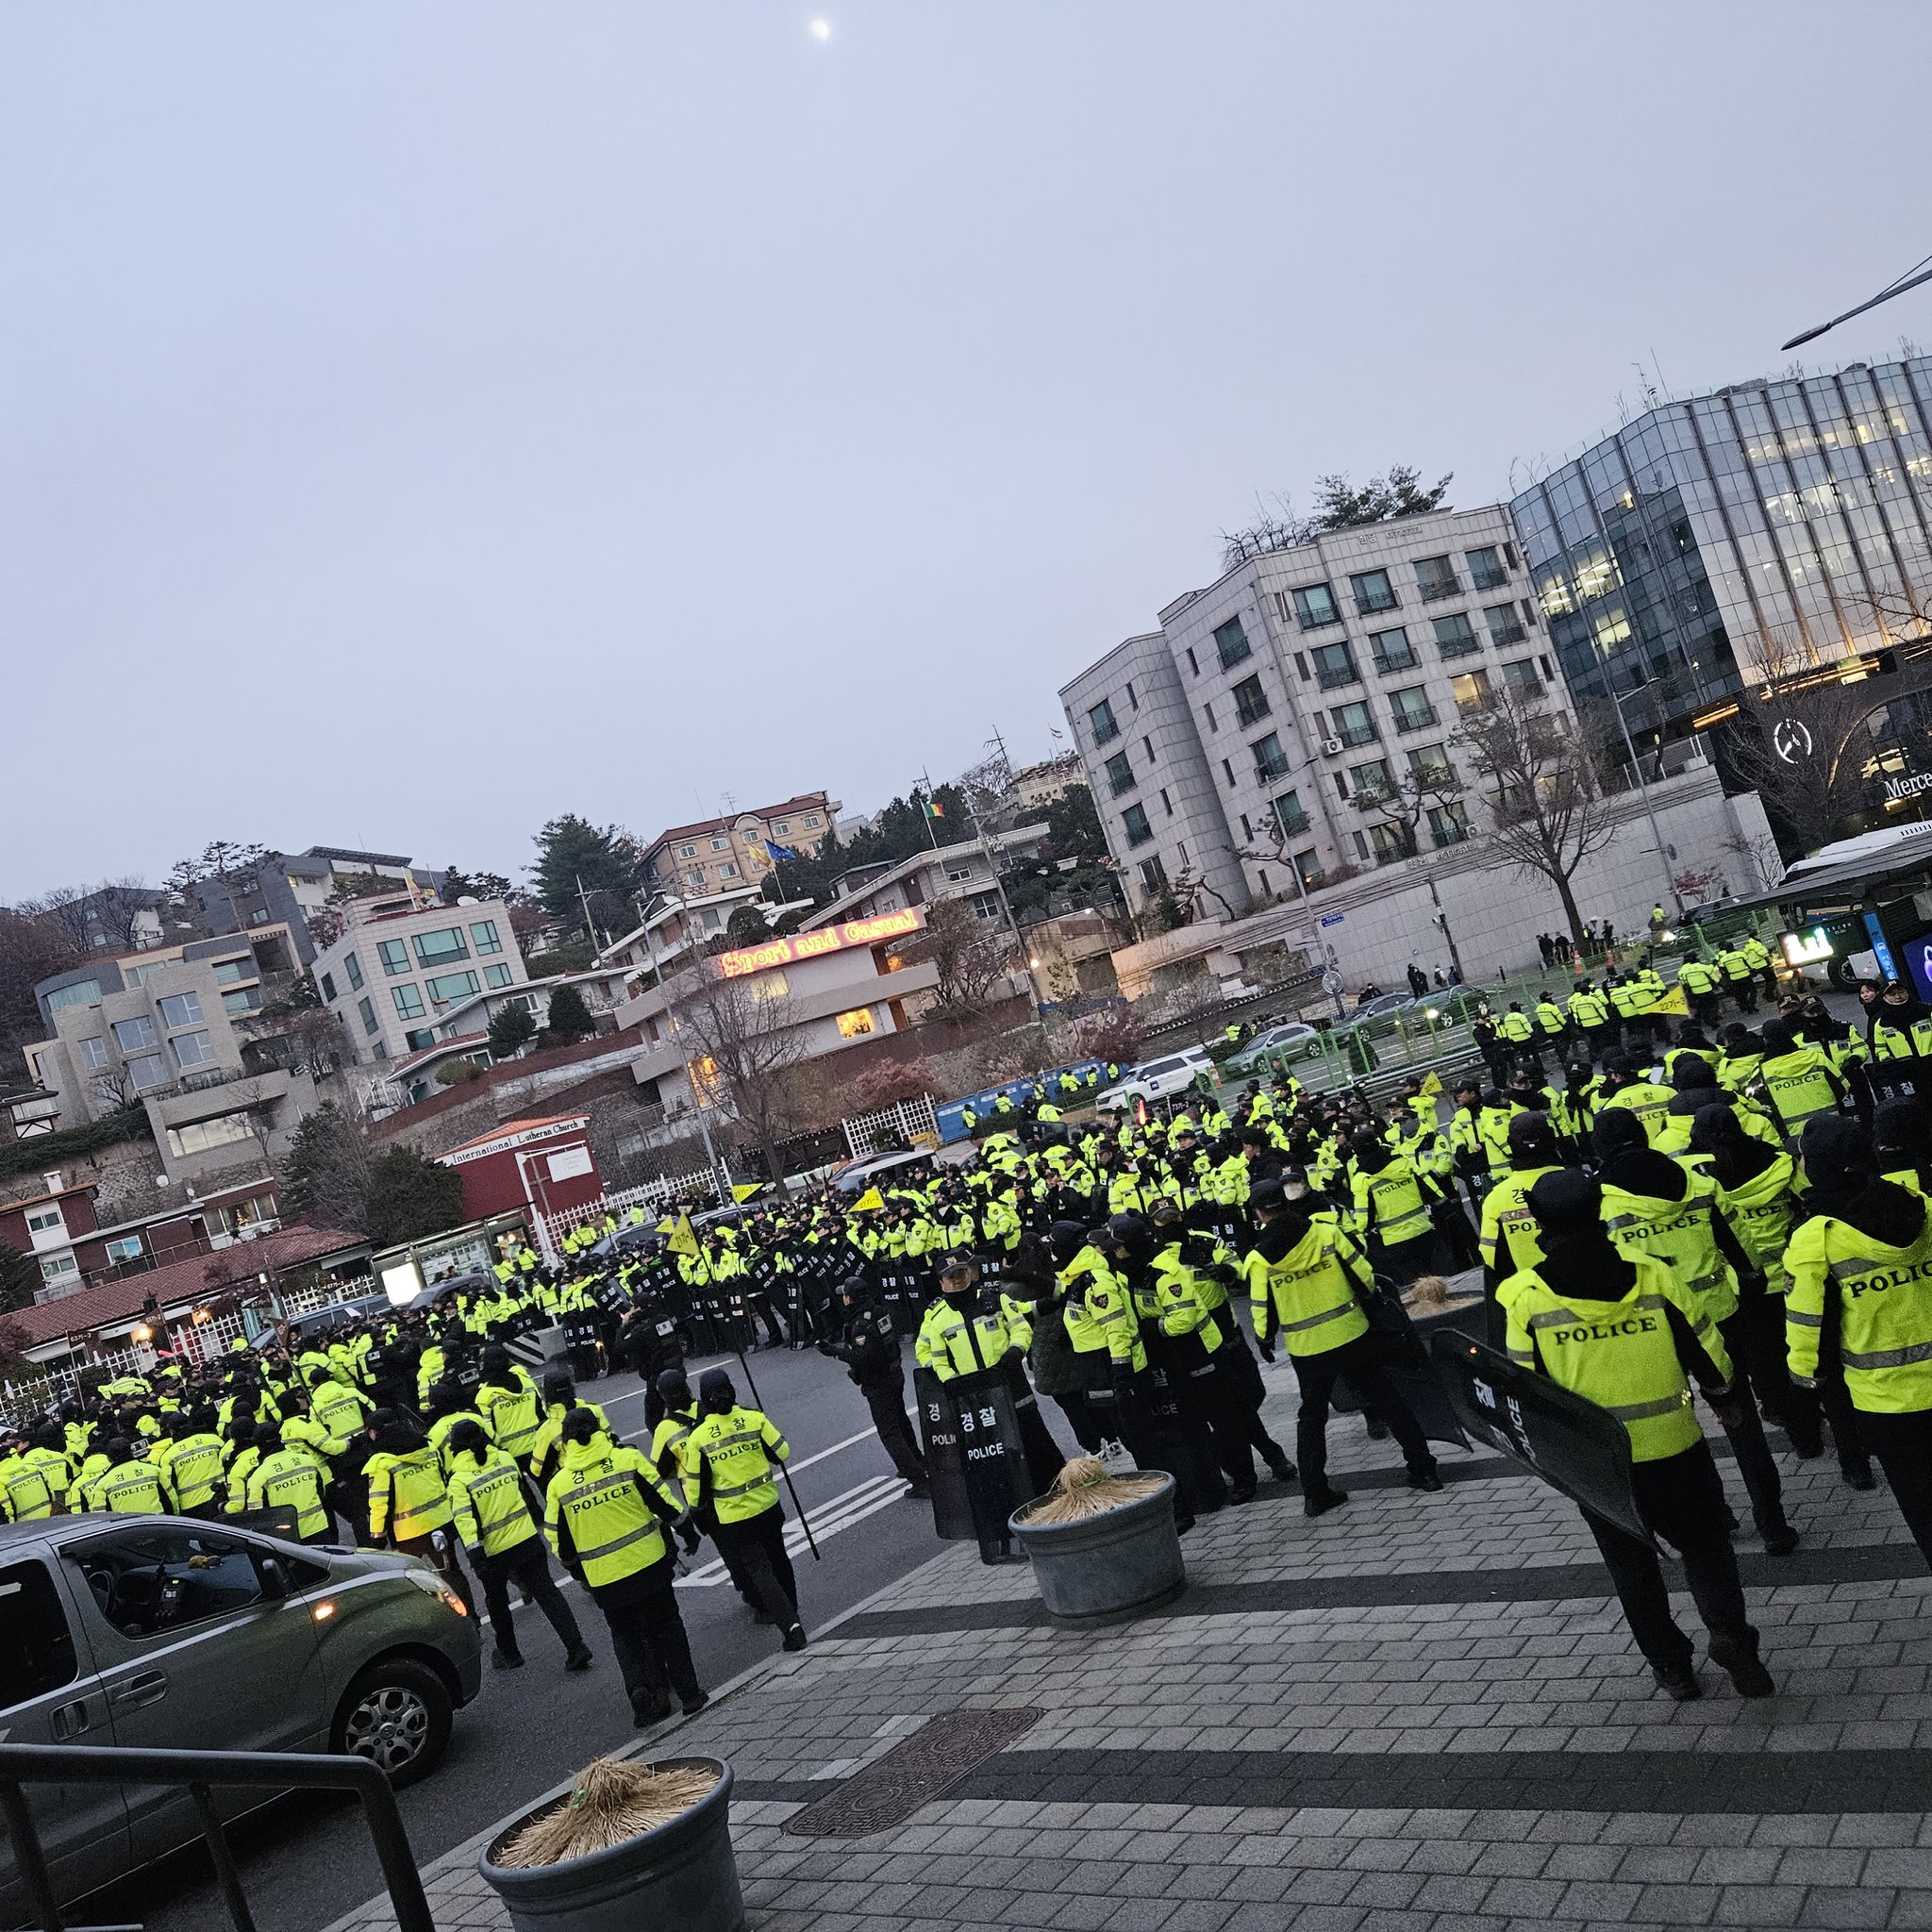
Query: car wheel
xmin=332 ymin=1658 xmax=453 ymax=1789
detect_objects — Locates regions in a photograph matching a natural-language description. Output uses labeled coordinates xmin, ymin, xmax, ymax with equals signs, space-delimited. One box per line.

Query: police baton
xmin=732 ymin=1348 xmax=821 ymax=1560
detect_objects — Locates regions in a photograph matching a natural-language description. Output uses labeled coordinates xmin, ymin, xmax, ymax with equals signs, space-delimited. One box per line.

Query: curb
xmin=320 ymin=1535 xmax=971 ymax=1932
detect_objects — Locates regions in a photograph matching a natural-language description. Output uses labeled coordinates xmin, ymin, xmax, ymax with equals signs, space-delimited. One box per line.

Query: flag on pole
xmin=1419 ymin=1070 xmax=1442 ymax=1096
xmin=764 ymin=841 xmax=799 ymax=863
xmin=853 ymin=1187 xmax=886 ymax=1211
xmin=1652 ymin=985 xmax=1690 ymax=1017
xmin=665 ymin=1214 xmax=700 ymax=1257
xmin=731 ymin=1182 xmax=764 ymax=1203
xmin=921 ymin=795 xmax=946 ymax=821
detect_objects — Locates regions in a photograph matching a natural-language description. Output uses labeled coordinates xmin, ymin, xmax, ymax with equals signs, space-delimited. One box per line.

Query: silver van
xmin=0 ymin=1512 xmax=482 ymax=1919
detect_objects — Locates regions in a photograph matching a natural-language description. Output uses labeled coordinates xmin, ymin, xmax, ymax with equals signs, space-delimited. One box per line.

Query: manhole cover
xmin=780 ymin=1707 xmax=1042 ymax=1837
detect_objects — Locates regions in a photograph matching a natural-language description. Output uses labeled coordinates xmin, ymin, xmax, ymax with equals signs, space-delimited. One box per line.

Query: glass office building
xmin=1510 ymin=355 xmax=1932 ymax=752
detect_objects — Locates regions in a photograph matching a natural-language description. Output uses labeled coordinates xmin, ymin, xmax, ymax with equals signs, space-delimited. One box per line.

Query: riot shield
xmin=913 ymin=1365 xmax=1033 ymax=1558
xmin=1428 ymin=1331 xmax=1654 ymax=1546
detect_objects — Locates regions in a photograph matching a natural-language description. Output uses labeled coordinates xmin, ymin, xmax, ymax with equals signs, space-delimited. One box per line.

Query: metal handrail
xmin=0 ymin=1740 xmax=434 ymax=1932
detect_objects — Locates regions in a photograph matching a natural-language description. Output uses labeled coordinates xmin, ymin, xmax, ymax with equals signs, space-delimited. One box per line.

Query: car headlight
xmin=403 ymin=1569 xmax=469 ymax=1617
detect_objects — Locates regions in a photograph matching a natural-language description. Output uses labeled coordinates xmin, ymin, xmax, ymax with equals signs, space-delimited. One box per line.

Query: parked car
xmin=1346 ymin=991 xmax=1422 ymax=1025
xmin=1096 ymin=1047 xmax=1216 ymax=1110
xmin=1224 ymin=1023 xmax=1321 ymax=1076
xmin=831 ymin=1148 xmax=936 ymax=1194
xmin=1 ymin=1513 xmax=483 ymax=1920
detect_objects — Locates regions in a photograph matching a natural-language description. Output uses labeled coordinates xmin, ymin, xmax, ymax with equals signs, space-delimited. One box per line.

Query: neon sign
xmin=1780 ymin=926 xmax=1834 ymax=967
xmin=718 ymin=907 xmax=924 ymax=977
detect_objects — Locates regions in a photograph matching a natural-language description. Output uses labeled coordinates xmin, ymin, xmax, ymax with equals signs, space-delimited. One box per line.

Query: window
xmin=1184 ymin=647 xmax=1199 ymax=675
xmin=719 ymin=862 xmax=739 ymax=879
xmin=678 ymin=842 xmax=697 ymax=859
xmin=123 ymin=963 xmax=158 ymax=989
xmin=126 ymin=1054 xmax=169 ymax=1091
xmin=0 ymin=1561 xmax=78 ymax=1706
xmin=1451 ymin=669 xmax=1493 ymax=712
xmin=164 ymin=1113 xmax=256 ymax=1158
xmin=1089 ymin=698 xmax=1120 ymax=744
xmin=1124 ymin=680 xmax=1138 ymax=709
xmin=78 ymin=1036 xmax=109 ymax=1069
xmin=412 ymin=928 xmax=469 ymax=967
xmin=1390 ymin=686 xmax=1437 ymax=734
xmin=1273 ymin=791 xmax=1310 ymax=838
xmin=392 ymin=984 xmax=426 ymax=1020
xmin=1484 ymin=603 xmax=1526 ymax=647
xmin=1142 ymin=736 xmax=1153 ymax=760
xmin=157 ymin=992 xmax=203 ymax=1028
xmin=1407 ymin=744 xmax=1456 ymax=788
xmin=104 ymin=1234 xmax=146 ymax=1267
xmin=405 ymin=1026 xmax=436 ymax=1053
xmin=835 ymin=1008 xmax=875 ymax=1040
xmin=469 ymin=920 xmax=502 ymax=956
xmin=1292 ymin=583 xmax=1341 ymax=627
xmin=1231 ymin=675 xmax=1271 ymax=726
xmin=1349 ymin=758 xmax=1392 ymax=799
xmin=710 ymin=836 xmax=729 ymax=851
xmin=1466 ymin=545 xmax=1507 ymax=591
xmin=943 ymin=862 xmax=976 ymax=883
xmin=1433 ymin=611 xmax=1480 ymax=658
xmin=1140 ymin=856 xmax=1169 ymax=894
xmin=1310 ymin=641 xmax=1358 ymax=689
xmin=344 ymin=952 xmax=364 ymax=991
xmin=1415 ymin=555 xmax=1459 ymax=601
xmin=484 ymin=962 xmax=513 ymax=989
xmin=1122 ymin=803 xmax=1154 ymax=846
xmin=1159 ymin=788 xmax=1174 ymax=815
xmin=802 ymin=813 xmax=821 ymax=829
xmin=112 ymin=1017 xmax=158 ymax=1053
xmin=210 ymin=958 xmax=254 ymax=985
xmin=1213 ymin=616 xmax=1252 ymax=670
xmin=1105 ymin=751 xmax=1135 ymax=796
xmin=1252 ymin=734 xmax=1291 ymax=781
xmin=1501 ymin=658 xmax=1543 ymax=698
xmin=1368 ymin=626 xmax=1416 ymax=674
xmin=687 ymin=869 xmax=706 ymax=891
xmin=1428 ymin=802 xmax=1472 ymax=847
xmin=65 ymin=1525 xmax=266 ymax=1640
xmin=171 ymin=1030 xmax=216 ymax=1068
xmin=358 ymin=996 xmax=379 ymax=1037
xmin=25 ymin=1207 xmax=63 ymax=1235
xmin=1202 ymin=702 xmax=1217 ymax=733
xmin=46 ymin=980 xmax=102 ymax=1016
xmin=1369 ymin=822 xmax=1417 ymax=863
xmin=222 ymin=988 xmax=263 ymax=1014
xmin=968 ymin=891 xmax=1003 ymax=921
xmin=40 ymin=1252 xmax=78 ymax=1287
xmin=319 ymin=973 xmax=337 ymax=1002
xmin=369 ymin=940 xmax=405 ymax=979
xmin=425 ymin=971 xmax=481 ymax=1005
xmin=1350 ymin=569 xmax=1397 ymax=615
xmin=1331 ymin=700 xmax=1377 ymax=748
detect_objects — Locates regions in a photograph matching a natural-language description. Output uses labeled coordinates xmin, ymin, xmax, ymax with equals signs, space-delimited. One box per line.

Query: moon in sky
xmin=808 ymin=18 xmax=831 ymax=40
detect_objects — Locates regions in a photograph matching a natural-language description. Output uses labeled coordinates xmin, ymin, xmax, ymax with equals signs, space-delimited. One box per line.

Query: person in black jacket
xmin=819 ymin=1276 xmax=928 ymax=1497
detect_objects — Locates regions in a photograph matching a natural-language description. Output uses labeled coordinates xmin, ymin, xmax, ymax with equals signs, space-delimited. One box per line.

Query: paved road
xmin=105 ymin=1340 xmax=946 ymax=1932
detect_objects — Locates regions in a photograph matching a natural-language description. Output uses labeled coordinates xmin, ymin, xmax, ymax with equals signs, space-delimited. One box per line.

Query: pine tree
xmin=366 ymin=1147 xmax=468 ymax=1247
xmin=541 ymin=984 xmax=596 ymax=1043
xmin=487 ymin=1002 xmax=538 ymax=1058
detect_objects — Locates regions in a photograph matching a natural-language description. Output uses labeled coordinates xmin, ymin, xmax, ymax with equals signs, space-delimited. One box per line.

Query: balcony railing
xmin=1488 ymin=622 xmax=1527 ymax=647
xmin=1430 ymin=819 xmax=1472 ymax=847
xmin=1234 ymin=697 xmax=1272 ymax=728
xmin=1254 ymin=757 xmax=1292 ymax=783
xmin=1334 ymin=722 xmax=1379 ymax=748
xmin=1108 ymin=772 xmax=1137 ymax=797
xmin=1316 ymin=662 xmax=1360 ymax=690
xmin=1419 ymin=575 xmax=1462 ymax=602
xmin=1504 ymin=676 xmax=1545 ymax=701
xmin=1437 ymin=635 xmax=1482 ymax=659
xmin=1470 ymin=566 xmax=1508 ymax=591
xmin=1275 ymin=808 xmax=1311 ymax=838
xmin=1091 ymin=718 xmax=1120 ymax=745
xmin=1372 ymin=652 xmax=1418 ymax=676
xmin=1392 ymin=707 xmax=1440 ymax=734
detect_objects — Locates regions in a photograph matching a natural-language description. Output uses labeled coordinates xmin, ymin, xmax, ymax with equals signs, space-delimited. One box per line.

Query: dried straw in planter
xmin=1017 ymin=1456 xmax=1167 ymax=1525
xmin=1404 ymin=1274 xmax=1452 ymax=1312
xmin=495 ymin=1757 xmax=719 ymax=1869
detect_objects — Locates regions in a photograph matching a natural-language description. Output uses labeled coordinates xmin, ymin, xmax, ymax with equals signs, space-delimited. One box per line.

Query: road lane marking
xmin=675 ymin=1473 xmax=910 ymax=1587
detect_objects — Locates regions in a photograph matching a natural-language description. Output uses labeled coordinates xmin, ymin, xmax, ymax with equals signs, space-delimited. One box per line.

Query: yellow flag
xmin=655 ymin=1215 xmax=676 ymax=1234
xmin=1419 ymin=1070 xmax=1442 ymax=1096
xmin=853 ymin=1187 xmax=886 ymax=1212
xmin=666 ymin=1214 xmax=700 ymax=1257
xmin=731 ymin=1183 xmax=764 ymax=1203
xmin=1653 ymin=985 xmax=1690 ymax=1017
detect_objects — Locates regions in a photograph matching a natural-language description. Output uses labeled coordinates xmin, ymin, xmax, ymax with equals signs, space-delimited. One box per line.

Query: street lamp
xmin=634 ymin=891 xmax=731 ymax=1204
xmin=1782 ymin=252 xmax=1932 ymax=350
xmin=1606 ymin=678 xmax=1683 ymax=914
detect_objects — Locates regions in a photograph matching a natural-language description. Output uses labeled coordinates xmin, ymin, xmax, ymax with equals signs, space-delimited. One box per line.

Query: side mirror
xmin=258 ymin=1557 xmax=291 ymax=1601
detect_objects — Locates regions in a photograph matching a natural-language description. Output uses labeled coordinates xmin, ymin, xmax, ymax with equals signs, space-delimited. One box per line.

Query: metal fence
xmin=532 ymin=1166 xmax=724 ymax=1261
xmin=841 ymin=1095 xmax=940 ymax=1159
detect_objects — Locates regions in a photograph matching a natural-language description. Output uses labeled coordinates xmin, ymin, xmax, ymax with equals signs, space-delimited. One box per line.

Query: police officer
xmin=1243 ymin=1179 xmax=1441 ymax=1516
xmin=364 ymin=1410 xmax=475 ymax=1611
xmin=474 ymin=1346 xmax=542 ymax=1471
xmin=446 ymin=1418 xmax=592 ymax=1673
xmin=678 ymin=1368 xmax=808 ymax=1649
xmin=1505 ymin=1168 xmax=1774 ymax=1701
xmin=821 ymin=1277 xmax=928 ymax=1497
xmin=84 ymin=1438 xmax=166 ymax=1514
xmin=244 ymin=1424 xmax=335 ymax=1542
xmin=546 ymin=1407 xmax=705 ymax=1724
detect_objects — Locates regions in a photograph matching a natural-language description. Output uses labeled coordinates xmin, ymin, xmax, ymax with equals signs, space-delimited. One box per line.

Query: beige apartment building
xmin=641 ymin=792 xmax=839 ymax=899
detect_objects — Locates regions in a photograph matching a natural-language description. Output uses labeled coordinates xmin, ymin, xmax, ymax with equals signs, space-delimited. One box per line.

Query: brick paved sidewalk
xmin=330 ymin=1363 xmax=1932 ymax=1932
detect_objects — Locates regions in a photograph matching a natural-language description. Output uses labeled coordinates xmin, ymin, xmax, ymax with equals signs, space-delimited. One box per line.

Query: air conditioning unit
xmin=1322 ymin=737 xmax=1344 ymax=756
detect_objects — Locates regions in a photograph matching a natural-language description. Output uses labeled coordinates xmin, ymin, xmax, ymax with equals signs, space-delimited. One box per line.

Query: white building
xmin=311 ymin=899 xmax=528 ymax=1064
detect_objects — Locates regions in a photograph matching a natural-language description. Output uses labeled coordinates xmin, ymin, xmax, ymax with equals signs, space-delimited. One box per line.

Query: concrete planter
xmin=478 ymin=1757 xmax=743 ymax=1932
xmin=1009 ymin=1472 xmax=1186 ymax=1625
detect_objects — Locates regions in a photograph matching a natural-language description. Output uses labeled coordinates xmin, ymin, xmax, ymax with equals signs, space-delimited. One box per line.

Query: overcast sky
xmin=7 ymin=2 xmax=1929 ymax=900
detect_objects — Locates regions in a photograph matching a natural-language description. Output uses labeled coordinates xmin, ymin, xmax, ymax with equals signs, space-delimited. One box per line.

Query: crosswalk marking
xmin=675 ymin=1472 xmax=910 ymax=1587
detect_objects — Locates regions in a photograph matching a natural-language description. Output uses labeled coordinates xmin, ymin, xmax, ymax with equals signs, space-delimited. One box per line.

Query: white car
xmin=1096 ymin=1046 xmax=1216 ymax=1109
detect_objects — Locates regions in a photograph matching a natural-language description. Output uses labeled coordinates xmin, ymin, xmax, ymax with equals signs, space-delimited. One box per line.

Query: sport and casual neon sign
xmin=718 ymin=908 xmax=924 ymax=977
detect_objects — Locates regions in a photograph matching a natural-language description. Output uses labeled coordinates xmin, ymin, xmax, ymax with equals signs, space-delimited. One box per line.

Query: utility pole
xmin=1606 ymin=683 xmax=1683 ymax=914
xmin=1425 ymin=875 xmax=1465 ymax=985
xmin=634 ymin=892 xmax=730 ymax=1205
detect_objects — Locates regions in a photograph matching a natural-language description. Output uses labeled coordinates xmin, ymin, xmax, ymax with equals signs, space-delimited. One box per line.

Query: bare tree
xmin=167 ymin=841 xmax=272 ymax=934
xmin=665 ymin=963 xmax=811 ymax=1181
xmin=907 ymin=900 xmax=1016 ymax=1017
xmin=87 ymin=877 xmax=158 ymax=952
xmin=1720 ymin=827 xmax=1785 ymax=891
xmin=1456 ymin=687 xmax=1617 ymax=950
xmin=1347 ymin=758 xmax=1466 ymax=865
